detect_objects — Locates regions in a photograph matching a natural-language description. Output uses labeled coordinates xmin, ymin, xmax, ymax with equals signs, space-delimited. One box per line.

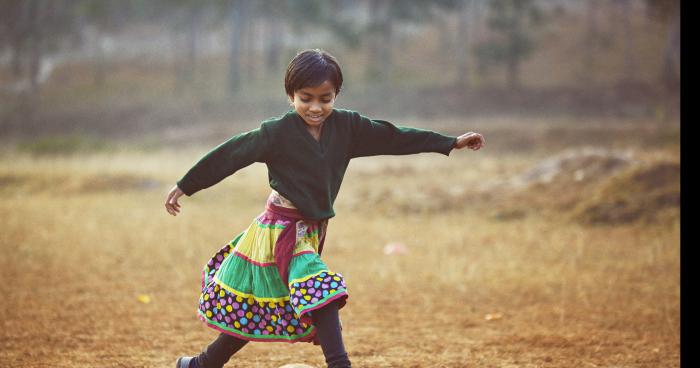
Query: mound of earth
xmin=570 ymin=160 xmax=680 ymax=225
xmin=488 ymin=147 xmax=640 ymax=220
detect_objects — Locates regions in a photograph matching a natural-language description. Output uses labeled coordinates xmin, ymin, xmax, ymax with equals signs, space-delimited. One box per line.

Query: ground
xmin=0 ymin=119 xmax=679 ymax=367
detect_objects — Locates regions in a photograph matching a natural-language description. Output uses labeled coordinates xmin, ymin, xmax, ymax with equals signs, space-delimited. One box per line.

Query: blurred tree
xmin=582 ymin=0 xmax=600 ymax=86
xmin=228 ymin=0 xmax=250 ymax=95
xmin=163 ymin=0 xmax=221 ymax=94
xmin=0 ymin=0 xmax=31 ymax=78
xmin=617 ymin=0 xmax=636 ymax=85
xmin=167 ymin=0 xmax=204 ymax=95
xmin=364 ymin=0 xmax=460 ymax=87
xmin=1 ymin=0 xmax=79 ymax=98
xmin=284 ymin=0 xmax=349 ymax=51
xmin=258 ymin=0 xmax=287 ymax=77
xmin=455 ymin=0 xmax=476 ymax=89
xmin=645 ymin=0 xmax=680 ymax=91
xmin=474 ymin=0 xmax=543 ymax=90
xmin=75 ymin=0 xmax=124 ymax=89
xmin=365 ymin=0 xmax=393 ymax=85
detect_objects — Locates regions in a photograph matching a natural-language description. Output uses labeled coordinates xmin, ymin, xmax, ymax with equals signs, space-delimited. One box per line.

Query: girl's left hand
xmin=454 ymin=132 xmax=485 ymax=150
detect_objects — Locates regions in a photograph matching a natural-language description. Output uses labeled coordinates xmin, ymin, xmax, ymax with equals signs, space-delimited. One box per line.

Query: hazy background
xmin=0 ymin=0 xmax=680 ymax=146
xmin=0 ymin=1 xmax=680 ymax=367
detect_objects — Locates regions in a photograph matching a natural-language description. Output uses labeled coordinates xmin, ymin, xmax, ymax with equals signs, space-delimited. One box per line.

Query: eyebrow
xmin=300 ymin=91 xmax=333 ymax=98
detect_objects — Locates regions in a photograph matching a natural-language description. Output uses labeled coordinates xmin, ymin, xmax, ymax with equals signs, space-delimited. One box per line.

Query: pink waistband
xmin=265 ymin=200 xmax=307 ymax=220
xmin=264 ymin=191 xmax=329 ymax=288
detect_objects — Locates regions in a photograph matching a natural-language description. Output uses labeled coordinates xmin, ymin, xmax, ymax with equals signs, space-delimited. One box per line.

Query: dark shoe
xmin=175 ymin=356 xmax=195 ymax=368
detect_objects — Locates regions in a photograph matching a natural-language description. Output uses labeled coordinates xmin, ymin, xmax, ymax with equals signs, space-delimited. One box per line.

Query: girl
xmin=165 ymin=49 xmax=485 ymax=368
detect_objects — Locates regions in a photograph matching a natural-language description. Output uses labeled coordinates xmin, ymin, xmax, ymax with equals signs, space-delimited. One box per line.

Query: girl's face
xmin=290 ymin=80 xmax=336 ymax=129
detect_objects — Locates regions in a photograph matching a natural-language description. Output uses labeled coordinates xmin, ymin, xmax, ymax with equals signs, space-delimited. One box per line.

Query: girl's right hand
xmin=165 ymin=185 xmax=185 ymax=216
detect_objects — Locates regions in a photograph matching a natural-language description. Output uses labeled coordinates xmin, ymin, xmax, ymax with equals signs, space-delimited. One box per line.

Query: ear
xmin=287 ymin=94 xmax=295 ymax=106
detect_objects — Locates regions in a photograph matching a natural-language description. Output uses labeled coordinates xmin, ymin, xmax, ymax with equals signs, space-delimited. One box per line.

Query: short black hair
xmin=285 ymin=49 xmax=343 ymax=98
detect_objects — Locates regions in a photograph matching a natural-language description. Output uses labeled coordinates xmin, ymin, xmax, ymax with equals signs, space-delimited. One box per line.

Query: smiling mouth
xmin=307 ymin=114 xmax=324 ymax=121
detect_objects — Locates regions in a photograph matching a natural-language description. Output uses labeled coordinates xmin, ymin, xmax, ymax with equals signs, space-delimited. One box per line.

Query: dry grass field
xmin=0 ymin=119 xmax=679 ymax=367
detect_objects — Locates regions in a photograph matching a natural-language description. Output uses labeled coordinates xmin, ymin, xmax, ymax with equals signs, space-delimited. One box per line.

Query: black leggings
xmin=193 ymin=300 xmax=350 ymax=368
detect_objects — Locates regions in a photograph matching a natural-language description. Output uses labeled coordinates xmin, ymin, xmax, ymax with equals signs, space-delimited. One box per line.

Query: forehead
xmin=296 ymin=80 xmax=336 ymax=96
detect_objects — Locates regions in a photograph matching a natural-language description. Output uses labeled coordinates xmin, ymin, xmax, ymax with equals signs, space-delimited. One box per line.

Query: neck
xmin=307 ymin=124 xmax=323 ymax=141
xmin=308 ymin=122 xmax=323 ymax=132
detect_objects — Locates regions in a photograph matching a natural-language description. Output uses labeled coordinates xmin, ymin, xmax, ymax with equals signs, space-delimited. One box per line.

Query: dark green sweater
xmin=177 ymin=108 xmax=457 ymax=220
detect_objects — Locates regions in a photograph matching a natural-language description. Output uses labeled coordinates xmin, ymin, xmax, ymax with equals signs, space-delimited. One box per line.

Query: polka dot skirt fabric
xmin=196 ymin=192 xmax=348 ymax=344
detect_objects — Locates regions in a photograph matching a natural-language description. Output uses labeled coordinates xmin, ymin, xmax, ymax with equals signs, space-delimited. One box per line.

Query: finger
xmin=165 ymin=201 xmax=179 ymax=213
xmin=168 ymin=194 xmax=180 ymax=207
xmin=165 ymin=190 xmax=177 ymax=206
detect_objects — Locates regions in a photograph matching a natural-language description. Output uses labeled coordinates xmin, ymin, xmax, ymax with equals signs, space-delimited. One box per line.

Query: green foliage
xmin=17 ymin=135 xmax=115 ymax=155
xmin=474 ymin=0 xmax=543 ymax=78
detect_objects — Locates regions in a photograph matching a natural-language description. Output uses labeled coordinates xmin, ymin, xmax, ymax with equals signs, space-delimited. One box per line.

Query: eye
xmin=321 ymin=100 xmax=332 ymax=104
xmin=300 ymin=98 xmax=311 ymax=103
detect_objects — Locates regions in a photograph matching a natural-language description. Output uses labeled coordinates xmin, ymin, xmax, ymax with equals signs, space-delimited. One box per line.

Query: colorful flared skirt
xmin=197 ymin=190 xmax=349 ymax=344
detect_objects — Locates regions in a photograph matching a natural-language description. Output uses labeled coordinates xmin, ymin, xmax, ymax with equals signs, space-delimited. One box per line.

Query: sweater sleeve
xmin=176 ymin=124 xmax=270 ymax=196
xmin=348 ymin=112 xmax=457 ymax=158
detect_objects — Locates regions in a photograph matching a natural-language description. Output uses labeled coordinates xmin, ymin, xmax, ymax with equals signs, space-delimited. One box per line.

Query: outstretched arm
xmin=176 ymin=126 xmax=270 ymax=196
xmin=349 ymin=113 xmax=458 ymax=158
xmin=164 ymin=125 xmax=269 ymax=216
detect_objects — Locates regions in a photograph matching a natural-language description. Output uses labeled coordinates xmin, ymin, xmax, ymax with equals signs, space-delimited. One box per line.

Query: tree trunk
xmin=662 ymin=1 xmax=680 ymax=91
xmin=228 ymin=0 xmax=248 ymax=95
xmin=619 ymin=0 xmax=636 ymax=85
xmin=506 ymin=3 xmax=522 ymax=90
xmin=456 ymin=0 xmax=473 ymax=89
xmin=582 ymin=0 xmax=598 ymax=87
xmin=506 ymin=52 xmax=519 ymax=91
xmin=243 ymin=8 xmax=255 ymax=83
xmin=366 ymin=0 xmax=393 ymax=87
xmin=171 ymin=30 xmax=183 ymax=96
xmin=93 ymin=30 xmax=106 ymax=89
xmin=11 ymin=35 xmax=24 ymax=77
xmin=5 ymin=0 xmax=28 ymax=78
xmin=265 ymin=16 xmax=282 ymax=76
xmin=28 ymin=0 xmax=44 ymax=98
xmin=185 ymin=6 xmax=200 ymax=89
xmin=380 ymin=9 xmax=392 ymax=87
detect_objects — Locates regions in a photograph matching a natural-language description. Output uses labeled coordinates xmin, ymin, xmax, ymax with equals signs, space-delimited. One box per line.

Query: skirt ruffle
xmin=196 ymin=194 xmax=348 ymax=344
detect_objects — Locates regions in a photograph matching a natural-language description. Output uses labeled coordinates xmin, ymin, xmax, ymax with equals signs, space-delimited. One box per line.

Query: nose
xmin=309 ymin=102 xmax=322 ymax=113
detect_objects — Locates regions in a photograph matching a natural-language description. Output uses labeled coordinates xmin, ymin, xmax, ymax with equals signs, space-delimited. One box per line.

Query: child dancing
xmin=165 ymin=49 xmax=485 ymax=368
